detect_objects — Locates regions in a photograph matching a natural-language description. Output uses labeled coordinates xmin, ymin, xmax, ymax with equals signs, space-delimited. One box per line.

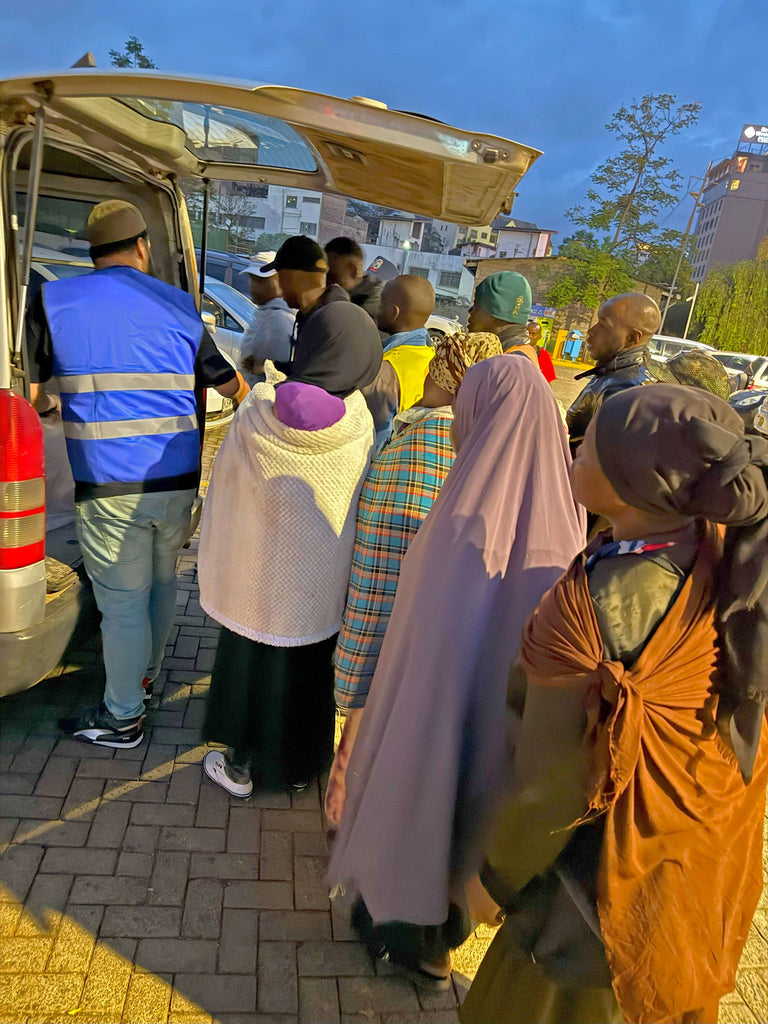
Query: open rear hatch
xmin=0 ymin=71 xmax=540 ymax=225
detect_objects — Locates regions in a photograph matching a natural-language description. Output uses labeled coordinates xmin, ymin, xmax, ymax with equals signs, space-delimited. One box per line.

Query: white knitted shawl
xmin=198 ymin=383 xmax=374 ymax=646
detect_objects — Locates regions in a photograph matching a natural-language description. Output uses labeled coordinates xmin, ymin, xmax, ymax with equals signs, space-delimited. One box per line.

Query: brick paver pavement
xmin=1 ymin=533 xmax=466 ymax=1023
xmin=1 ymin=384 xmax=767 ymax=1023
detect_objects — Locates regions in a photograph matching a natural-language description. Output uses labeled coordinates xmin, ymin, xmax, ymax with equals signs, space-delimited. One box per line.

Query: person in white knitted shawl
xmin=198 ymin=295 xmax=381 ymax=796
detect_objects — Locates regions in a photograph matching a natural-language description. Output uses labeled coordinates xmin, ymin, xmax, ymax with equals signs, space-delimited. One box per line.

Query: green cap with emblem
xmin=475 ymin=271 xmax=532 ymax=324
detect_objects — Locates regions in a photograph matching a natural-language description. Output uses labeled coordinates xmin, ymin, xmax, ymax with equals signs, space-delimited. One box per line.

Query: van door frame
xmin=2 ymin=126 xmax=197 ymax=397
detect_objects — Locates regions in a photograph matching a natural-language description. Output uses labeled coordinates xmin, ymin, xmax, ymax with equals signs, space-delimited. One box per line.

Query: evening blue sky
xmin=2 ymin=0 xmax=767 ymax=241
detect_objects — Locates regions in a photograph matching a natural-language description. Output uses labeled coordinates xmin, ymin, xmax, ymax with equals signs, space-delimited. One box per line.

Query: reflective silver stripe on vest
xmin=62 ymin=414 xmax=198 ymax=441
xmin=57 ymin=373 xmax=196 ymax=393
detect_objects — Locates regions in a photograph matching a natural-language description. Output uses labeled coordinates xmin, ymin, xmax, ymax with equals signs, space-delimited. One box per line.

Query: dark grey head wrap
xmin=287 ymin=302 xmax=382 ymax=398
xmin=595 ymin=384 xmax=768 ymax=783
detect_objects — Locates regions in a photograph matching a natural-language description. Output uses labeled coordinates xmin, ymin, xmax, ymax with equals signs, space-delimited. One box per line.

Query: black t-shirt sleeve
xmin=195 ymin=328 xmax=237 ymax=388
xmin=25 ymin=288 xmax=53 ymax=384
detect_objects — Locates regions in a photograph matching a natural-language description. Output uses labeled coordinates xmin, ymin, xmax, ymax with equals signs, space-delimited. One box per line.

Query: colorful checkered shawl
xmin=334 ymin=407 xmax=455 ymax=707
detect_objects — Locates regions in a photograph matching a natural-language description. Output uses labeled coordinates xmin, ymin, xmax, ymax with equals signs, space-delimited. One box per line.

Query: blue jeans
xmin=75 ymin=489 xmax=196 ymax=720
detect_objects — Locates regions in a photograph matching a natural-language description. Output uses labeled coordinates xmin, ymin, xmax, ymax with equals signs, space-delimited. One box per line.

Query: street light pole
xmin=683 ymin=282 xmax=700 ymax=339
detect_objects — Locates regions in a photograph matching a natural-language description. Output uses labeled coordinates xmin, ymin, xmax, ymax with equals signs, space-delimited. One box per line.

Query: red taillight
xmin=0 ymin=389 xmax=45 ymax=570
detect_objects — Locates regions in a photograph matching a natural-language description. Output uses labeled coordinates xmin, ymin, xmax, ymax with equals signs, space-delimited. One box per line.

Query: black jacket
xmin=348 ymin=274 xmax=384 ymax=322
xmin=566 ymin=345 xmax=648 ymax=455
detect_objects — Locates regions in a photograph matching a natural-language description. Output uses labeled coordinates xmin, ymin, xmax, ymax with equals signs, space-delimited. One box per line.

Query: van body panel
xmin=0 ymin=72 xmax=540 ymax=225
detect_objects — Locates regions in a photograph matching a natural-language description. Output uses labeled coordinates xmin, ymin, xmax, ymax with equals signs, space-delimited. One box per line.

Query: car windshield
xmin=204 ymin=279 xmax=256 ymax=324
xmin=713 ymin=353 xmax=758 ymax=372
xmin=39 ymin=262 xmax=93 ymax=279
xmin=119 ymin=98 xmax=317 ymax=171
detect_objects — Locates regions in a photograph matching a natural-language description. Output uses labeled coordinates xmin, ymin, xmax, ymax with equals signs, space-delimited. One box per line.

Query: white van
xmin=0 ymin=70 xmax=539 ymax=695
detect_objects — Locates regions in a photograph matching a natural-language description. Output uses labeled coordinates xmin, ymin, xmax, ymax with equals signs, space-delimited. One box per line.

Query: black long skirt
xmin=202 ymin=626 xmax=337 ymax=790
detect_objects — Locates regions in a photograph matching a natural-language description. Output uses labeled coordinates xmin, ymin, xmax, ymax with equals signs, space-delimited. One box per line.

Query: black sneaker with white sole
xmin=59 ymin=704 xmax=145 ymax=748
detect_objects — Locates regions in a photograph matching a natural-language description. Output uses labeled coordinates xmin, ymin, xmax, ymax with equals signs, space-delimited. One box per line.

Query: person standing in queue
xmin=325 ymin=236 xmax=384 ymax=321
xmin=468 ymin=271 xmax=537 ymax=364
xmin=565 ymin=292 xmax=660 ymax=455
xmin=238 ymin=261 xmax=295 ymax=386
xmin=363 ymin=274 xmax=437 ymax=451
xmin=27 ymin=200 xmax=247 ymax=749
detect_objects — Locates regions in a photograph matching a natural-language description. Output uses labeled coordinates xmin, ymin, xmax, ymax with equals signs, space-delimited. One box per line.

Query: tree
xmin=552 ymin=95 xmax=700 ymax=313
xmin=633 ymin=228 xmax=693 ymax=296
xmin=109 ymin=36 xmax=157 ymax=69
xmin=546 ymin=247 xmax=635 ymax=312
xmin=557 ymin=230 xmax=600 ymax=258
xmin=568 ymin=94 xmax=700 ymax=256
xmin=255 ymin=232 xmax=293 ymax=251
xmin=212 ymin=186 xmax=252 ymax=238
xmin=694 ymin=242 xmax=768 ymax=354
xmin=420 ymin=223 xmax=446 ymax=254
xmin=178 ymin=177 xmax=205 ymax=221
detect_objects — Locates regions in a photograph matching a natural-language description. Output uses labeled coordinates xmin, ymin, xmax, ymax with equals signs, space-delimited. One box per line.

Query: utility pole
xmin=659 ymin=163 xmax=712 ymax=332
xmin=683 ymin=282 xmax=700 ymax=339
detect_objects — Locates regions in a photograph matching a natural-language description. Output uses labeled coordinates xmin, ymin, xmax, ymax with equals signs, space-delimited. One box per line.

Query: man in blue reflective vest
xmin=27 ymin=200 xmax=247 ymax=749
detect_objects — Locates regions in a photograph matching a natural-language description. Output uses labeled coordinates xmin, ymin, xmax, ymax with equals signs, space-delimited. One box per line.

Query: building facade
xmin=691 ymin=124 xmax=768 ymax=282
xmin=490 ymin=216 xmax=556 ymax=259
xmin=454 ymin=223 xmax=499 ymax=249
xmin=361 ymin=243 xmax=474 ymax=313
xmin=375 ymin=215 xmax=427 ymax=250
xmin=214 ymin=183 xmax=368 ymax=249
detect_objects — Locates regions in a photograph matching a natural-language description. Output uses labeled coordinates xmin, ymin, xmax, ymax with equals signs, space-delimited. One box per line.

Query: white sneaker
xmin=203 ymin=750 xmax=253 ymax=798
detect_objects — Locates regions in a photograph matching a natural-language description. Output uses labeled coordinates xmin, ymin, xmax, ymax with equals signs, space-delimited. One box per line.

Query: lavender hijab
xmin=328 ymin=354 xmax=586 ymax=926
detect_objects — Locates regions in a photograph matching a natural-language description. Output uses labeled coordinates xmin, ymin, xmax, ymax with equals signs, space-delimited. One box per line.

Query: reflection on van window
xmin=118 ymin=99 xmax=317 ymax=172
xmin=17 ymin=194 xmax=94 ymax=257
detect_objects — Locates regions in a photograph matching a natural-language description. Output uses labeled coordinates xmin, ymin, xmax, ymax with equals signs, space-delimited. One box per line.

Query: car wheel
xmin=428 ymin=329 xmax=446 ymax=345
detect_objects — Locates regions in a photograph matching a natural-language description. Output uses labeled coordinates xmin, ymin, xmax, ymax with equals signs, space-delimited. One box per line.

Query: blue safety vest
xmin=43 ymin=266 xmax=203 ymax=499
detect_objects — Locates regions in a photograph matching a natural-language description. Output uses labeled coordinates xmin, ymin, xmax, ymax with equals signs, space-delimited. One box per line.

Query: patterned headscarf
xmin=428 ymin=332 xmax=503 ymax=396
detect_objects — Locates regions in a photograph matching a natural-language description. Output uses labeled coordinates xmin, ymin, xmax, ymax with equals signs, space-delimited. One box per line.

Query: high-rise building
xmin=691 ymin=124 xmax=768 ymax=282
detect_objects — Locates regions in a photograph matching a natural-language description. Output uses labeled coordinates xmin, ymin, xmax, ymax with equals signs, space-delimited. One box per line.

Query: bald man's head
xmin=586 ymin=292 xmax=661 ymax=365
xmin=378 ymin=274 xmax=436 ymax=334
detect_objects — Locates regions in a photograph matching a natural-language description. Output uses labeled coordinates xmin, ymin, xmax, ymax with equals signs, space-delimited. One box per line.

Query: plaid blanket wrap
xmin=333 ymin=409 xmax=455 ymax=707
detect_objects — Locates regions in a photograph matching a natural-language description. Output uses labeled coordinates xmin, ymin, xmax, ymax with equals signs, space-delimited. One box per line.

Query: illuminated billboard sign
xmin=740 ymin=124 xmax=768 ymax=146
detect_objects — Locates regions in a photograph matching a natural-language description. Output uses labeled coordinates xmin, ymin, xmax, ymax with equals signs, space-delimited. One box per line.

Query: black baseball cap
xmin=262 ymin=235 xmax=329 ymax=273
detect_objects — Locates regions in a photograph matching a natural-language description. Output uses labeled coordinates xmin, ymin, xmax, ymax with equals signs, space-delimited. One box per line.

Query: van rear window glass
xmin=119 ymin=99 xmax=317 ymax=172
xmin=16 ymin=194 xmax=94 ymax=259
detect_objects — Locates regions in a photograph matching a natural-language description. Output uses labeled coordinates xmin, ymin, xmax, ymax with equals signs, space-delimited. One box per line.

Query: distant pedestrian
xmin=566 ymin=292 xmax=660 ymax=454
xmin=326 ymin=236 xmax=384 ymax=321
xmin=198 ymin=302 xmax=382 ymax=795
xmin=326 ymin=331 xmax=503 ymax=826
xmin=462 ymin=384 xmax=768 ymax=1024
xmin=363 ymin=274 xmax=436 ymax=450
xmin=27 ymin=200 xmax=246 ymax=749
xmin=527 ymin=320 xmax=556 ymax=382
xmin=238 ymin=261 xmax=295 ymax=385
xmin=328 ymin=355 xmax=585 ymax=990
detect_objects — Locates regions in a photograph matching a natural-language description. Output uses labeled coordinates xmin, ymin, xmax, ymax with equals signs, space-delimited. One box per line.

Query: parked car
xmin=195 ymin=248 xmax=252 ymax=296
xmin=712 ymin=351 xmax=768 ymax=390
xmin=647 ymin=335 xmax=717 ymax=362
xmin=201 ymin=277 xmax=257 ymax=367
xmin=0 ymin=68 xmax=538 ymax=696
xmin=728 ymin=389 xmax=766 ymax=430
xmin=426 ymin=313 xmax=462 ymax=343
